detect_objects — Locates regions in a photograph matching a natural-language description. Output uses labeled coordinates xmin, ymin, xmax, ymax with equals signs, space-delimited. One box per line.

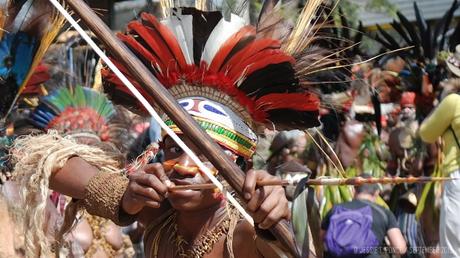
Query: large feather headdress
xmin=103 ymin=0 xmax=340 ymax=158
xmin=0 ymin=0 xmax=65 ymax=119
xmin=30 ymin=85 xmax=116 ymax=141
xmin=373 ymin=1 xmax=460 ymax=91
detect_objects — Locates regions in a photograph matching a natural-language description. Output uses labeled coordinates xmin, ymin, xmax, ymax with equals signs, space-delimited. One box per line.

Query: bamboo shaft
xmin=62 ymin=0 xmax=299 ymax=256
xmin=168 ymin=176 xmax=454 ymax=191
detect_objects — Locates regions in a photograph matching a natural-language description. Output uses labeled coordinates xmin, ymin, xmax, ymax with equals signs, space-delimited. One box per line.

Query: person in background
xmin=321 ymin=174 xmax=407 ymax=258
xmin=419 ymin=77 xmax=460 ymax=258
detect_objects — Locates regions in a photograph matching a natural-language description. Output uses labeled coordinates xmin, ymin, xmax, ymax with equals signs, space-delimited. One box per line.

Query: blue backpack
xmin=325 ymin=204 xmax=384 ymax=257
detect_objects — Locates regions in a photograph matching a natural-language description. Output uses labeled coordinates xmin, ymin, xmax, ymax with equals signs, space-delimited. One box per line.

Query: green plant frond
xmin=416 ymin=166 xmax=442 ymax=219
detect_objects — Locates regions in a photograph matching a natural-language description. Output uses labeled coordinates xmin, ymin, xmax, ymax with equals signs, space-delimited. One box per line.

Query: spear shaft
xmin=169 ymin=176 xmax=453 ymax=191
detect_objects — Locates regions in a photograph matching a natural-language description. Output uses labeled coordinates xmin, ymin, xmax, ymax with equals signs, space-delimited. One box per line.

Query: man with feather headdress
xmin=11 ymin=1 xmax=347 ymax=257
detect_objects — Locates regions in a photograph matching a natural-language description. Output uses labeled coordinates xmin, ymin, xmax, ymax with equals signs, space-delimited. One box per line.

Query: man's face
xmin=162 ymin=135 xmax=236 ymax=211
xmin=399 ymin=105 xmax=416 ymax=121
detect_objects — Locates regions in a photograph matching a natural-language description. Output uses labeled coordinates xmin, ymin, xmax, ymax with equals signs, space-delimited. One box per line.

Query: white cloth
xmin=440 ymin=170 xmax=460 ymax=258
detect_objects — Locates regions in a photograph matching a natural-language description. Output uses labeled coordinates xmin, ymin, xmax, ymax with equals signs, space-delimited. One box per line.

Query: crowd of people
xmin=1 ymin=0 xmax=460 ymax=258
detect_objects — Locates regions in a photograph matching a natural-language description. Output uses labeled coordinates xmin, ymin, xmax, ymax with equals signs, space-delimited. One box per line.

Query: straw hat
xmin=447 ymin=45 xmax=460 ymax=78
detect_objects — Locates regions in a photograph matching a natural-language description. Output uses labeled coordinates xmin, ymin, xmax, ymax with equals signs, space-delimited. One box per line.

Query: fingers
xmin=247 ymin=187 xmax=269 ymax=212
xmin=122 ymin=168 xmax=170 ymax=215
xmin=243 ymin=169 xmax=258 ymax=200
xmin=258 ymin=198 xmax=290 ymax=229
xmin=129 ymin=193 xmax=161 ymax=209
xmin=143 ymin=163 xmax=173 ymax=187
xmin=128 ymin=181 xmax=164 ymax=202
xmin=249 ymin=186 xmax=289 ymax=229
xmin=129 ymin=172 xmax=168 ymax=197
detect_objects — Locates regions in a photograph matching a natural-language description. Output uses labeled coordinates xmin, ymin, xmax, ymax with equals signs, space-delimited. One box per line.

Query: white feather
xmin=200 ymin=13 xmax=246 ymax=65
xmin=161 ymin=13 xmax=194 ymax=64
xmin=11 ymin=0 xmax=34 ymax=33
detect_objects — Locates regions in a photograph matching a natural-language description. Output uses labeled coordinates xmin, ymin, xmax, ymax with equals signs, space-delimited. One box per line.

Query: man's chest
xmin=146 ymin=230 xmax=229 ymax=258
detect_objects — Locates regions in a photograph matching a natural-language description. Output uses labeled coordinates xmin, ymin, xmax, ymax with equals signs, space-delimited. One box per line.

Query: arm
xmin=419 ymin=94 xmax=458 ymax=143
xmin=385 ymin=210 xmax=407 ymax=255
xmin=50 ymin=158 xmax=170 ymax=225
xmin=49 ymin=157 xmax=97 ymax=199
xmin=387 ymin=228 xmax=407 ymax=255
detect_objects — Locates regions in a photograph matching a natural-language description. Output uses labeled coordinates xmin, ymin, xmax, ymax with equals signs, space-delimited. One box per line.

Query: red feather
xmin=208 ymin=26 xmax=255 ymax=73
xmin=222 ymin=38 xmax=281 ymax=72
xmin=128 ymin=21 xmax=172 ymax=72
xmin=141 ymin=13 xmax=188 ymax=71
xmin=118 ymin=33 xmax=163 ymax=74
xmin=228 ymin=49 xmax=295 ymax=82
xmin=255 ymin=92 xmax=320 ymax=111
xmin=22 ymin=64 xmax=50 ymax=94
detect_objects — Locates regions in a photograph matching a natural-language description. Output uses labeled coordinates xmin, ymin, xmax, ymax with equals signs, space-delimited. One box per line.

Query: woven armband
xmin=82 ymin=172 xmax=135 ymax=226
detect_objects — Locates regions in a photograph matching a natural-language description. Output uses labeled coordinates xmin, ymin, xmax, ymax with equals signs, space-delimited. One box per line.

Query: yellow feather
xmin=282 ymin=0 xmax=325 ymax=54
xmin=4 ymin=2 xmax=66 ymax=118
xmin=160 ymin=0 xmax=173 ymax=17
xmin=0 ymin=0 xmax=10 ymax=39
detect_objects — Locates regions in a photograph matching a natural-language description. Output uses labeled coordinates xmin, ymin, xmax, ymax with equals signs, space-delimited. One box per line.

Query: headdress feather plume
xmin=30 ymin=85 xmax=115 ymax=140
xmin=103 ymin=1 xmax=345 ymax=132
xmin=0 ymin=0 xmax=65 ymax=119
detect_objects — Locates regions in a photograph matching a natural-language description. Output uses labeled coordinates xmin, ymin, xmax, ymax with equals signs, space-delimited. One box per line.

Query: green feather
xmin=292 ymin=177 xmax=310 ymax=258
xmin=73 ymin=85 xmax=87 ymax=107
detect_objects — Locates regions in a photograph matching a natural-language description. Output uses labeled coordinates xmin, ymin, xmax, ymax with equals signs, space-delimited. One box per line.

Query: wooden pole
xmin=61 ymin=0 xmax=300 ymax=256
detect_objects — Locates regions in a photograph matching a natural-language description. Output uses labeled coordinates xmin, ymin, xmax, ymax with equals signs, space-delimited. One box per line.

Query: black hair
xmin=236 ymin=156 xmax=248 ymax=171
xmin=355 ymin=173 xmax=380 ymax=195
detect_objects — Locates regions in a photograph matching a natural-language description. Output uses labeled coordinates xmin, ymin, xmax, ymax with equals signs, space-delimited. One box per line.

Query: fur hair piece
xmin=11 ymin=131 xmax=121 ymax=257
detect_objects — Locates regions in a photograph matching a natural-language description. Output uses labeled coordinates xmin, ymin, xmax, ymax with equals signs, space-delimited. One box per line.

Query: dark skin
xmin=52 ymin=135 xmax=290 ymax=257
xmin=125 ymin=136 xmax=290 ymax=257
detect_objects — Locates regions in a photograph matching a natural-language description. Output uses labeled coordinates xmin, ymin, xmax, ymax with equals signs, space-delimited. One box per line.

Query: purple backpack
xmin=325 ymin=205 xmax=380 ymax=257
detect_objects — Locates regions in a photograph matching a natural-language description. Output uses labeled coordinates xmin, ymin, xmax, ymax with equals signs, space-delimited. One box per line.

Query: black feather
xmin=413 ymin=2 xmax=432 ymax=60
xmin=376 ymin=24 xmax=401 ymax=50
xmin=434 ymin=0 xmax=458 ymax=52
xmin=391 ymin=20 xmax=412 ymax=46
xmin=339 ymin=7 xmax=350 ymax=40
xmin=181 ymin=8 xmax=222 ymax=64
xmin=449 ymin=20 xmax=460 ymax=51
xmin=219 ymin=35 xmax=255 ymax=71
xmin=0 ymin=77 xmax=19 ymax=118
xmin=397 ymin=11 xmax=422 ymax=58
xmin=440 ymin=0 xmax=459 ymax=50
xmin=424 ymin=23 xmax=433 ymax=60
xmin=371 ymin=91 xmax=381 ymax=135
xmin=374 ymin=33 xmax=397 ymax=52
xmin=268 ymin=110 xmax=320 ymax=130
xmin=239 ymin=62 xmax=297 ymax=98
xmin=352 ymin=22 xmax=364 ymax=56
xmin=413 ymin=2 xmax=427 ymax=34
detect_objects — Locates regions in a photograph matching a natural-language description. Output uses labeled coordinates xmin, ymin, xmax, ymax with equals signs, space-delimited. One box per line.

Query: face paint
xmin=162 ymin=149 xmax=237 ymax=177
xmin=163 ymin=159 xmax=219 ymax=177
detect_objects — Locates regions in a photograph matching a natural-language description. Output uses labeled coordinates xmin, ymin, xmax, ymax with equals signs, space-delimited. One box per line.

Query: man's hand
xmin=121 ymin=163 xmax=172 ymax=215
xmin=243 ymin=169 xmax=290 ymax=229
